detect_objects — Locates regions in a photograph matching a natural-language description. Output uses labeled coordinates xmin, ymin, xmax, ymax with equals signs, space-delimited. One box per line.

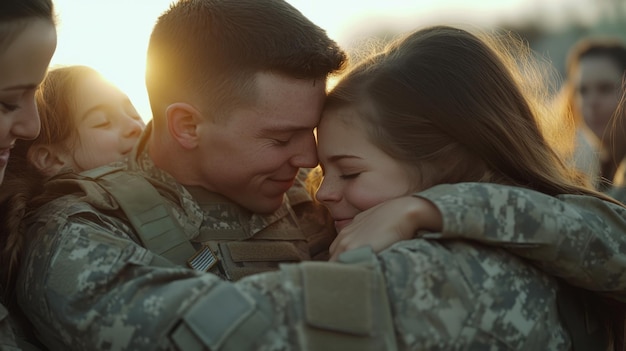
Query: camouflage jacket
xmin=36 ymin=123 xmax=334 ymax=281
xmin=417 ymin=184 xmax=626 ymax=302
xmin=17 ymin=164 xmax=626 ymax=351
xmin=0 ymin=303 xmax=19 ymax=351
xmin=609 ymin=186 xmax=626 ymax=206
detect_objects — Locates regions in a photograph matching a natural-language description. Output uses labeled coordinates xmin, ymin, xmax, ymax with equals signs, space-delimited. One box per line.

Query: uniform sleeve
xmin=18 ymin=199 xmax=389 ymax=351
xmin=379 ymin=239 xmax=567 ymax=350
xmin=607 ymin=186 xmax=626 ymax=205
xmin=415 ymin=182 xmax=626 ymax=301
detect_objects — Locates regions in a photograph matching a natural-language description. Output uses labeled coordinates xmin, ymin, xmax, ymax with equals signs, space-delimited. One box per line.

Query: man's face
xmin=195 ymin=72 xmax=324 ymax=214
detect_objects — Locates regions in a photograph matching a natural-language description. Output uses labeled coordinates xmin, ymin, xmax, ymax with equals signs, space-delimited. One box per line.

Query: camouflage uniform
xmin=0 ymin=303 xmax=20 ymax=351
xmin=40 ymin=123 xmax=335 ymax=281
xmin=609 ymin=186 xmax=626 ymax=205
xmin=417 ymin=183 xmax=626 ymax=302
xmin=16 ymin=126 xmax=626 ymax=349
xmin=20 ymin=183 xmax=626 ymax=350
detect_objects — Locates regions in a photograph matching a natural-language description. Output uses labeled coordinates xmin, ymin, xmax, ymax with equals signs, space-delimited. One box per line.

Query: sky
xmin=50 ymin=0 xmax=600 ymax=122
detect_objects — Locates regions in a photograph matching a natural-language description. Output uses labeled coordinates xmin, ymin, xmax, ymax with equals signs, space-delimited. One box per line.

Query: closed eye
xmin=272 ymin=138 xmax=290 ymax=146
xmin=93 ymin=120 xmax=112 ymax=128
xmin=340 ymin=173 xmax=360 ymax=180
xmin=0 ymin=102 xmax=19 ymax=112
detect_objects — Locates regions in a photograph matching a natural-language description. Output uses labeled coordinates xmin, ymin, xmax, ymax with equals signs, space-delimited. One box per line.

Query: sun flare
xmin=50 ymin=0 xmax=599 ymax=123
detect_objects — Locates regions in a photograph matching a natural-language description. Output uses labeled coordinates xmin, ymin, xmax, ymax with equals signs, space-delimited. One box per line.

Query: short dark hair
xmin=146 ymin=0 xmax=346 ymax=121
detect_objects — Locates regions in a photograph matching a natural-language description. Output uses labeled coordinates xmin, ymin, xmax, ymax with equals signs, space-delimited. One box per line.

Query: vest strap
xmin=86 ymin=168 xmax=197 ymax=267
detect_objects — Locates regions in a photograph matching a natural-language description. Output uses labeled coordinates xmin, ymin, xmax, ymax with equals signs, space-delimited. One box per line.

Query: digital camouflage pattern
xmin=19 ymin=181 xmax=615 ymax=350
xmin=40 ymin=123 xmax=335 ymax=281
xmin=0 ymin=303 xmax=20 ymax=351
xmin=15 ymin=126 xmax=626 ymax=350
xmin=417 ymin=183 xmax=626 ymax=302
xmin=609 ymin=186 xmax=626 ymax=206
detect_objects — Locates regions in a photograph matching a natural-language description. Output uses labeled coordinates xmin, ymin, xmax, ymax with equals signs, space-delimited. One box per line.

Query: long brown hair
xmin=325 ymin=26 xmax=618 ymax=202
xmin=324 ymin=25 xmax=625 ymax=350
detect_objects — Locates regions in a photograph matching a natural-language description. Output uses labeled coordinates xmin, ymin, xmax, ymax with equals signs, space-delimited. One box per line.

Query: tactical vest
xmin=56 ymin=165 xmax=333 ymax=281
xmin=170 ymin=246 xmax=399 ymax=351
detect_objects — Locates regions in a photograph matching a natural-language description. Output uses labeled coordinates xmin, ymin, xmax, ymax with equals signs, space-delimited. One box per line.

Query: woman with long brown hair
xmin=317 ymin=25 xmax=626 ymax=350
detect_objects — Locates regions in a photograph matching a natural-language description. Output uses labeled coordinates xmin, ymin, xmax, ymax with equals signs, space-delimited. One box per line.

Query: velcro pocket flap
xmin=301 ymin=261 xmax=373 ymax=336
xmin=175 ymin=283 xmax=267 ymax=350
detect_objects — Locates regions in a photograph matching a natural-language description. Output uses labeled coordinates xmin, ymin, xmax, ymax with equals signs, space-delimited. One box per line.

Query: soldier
xmin=0 ymin=0 xmax=56 ymax=350
xmin=11 ymin=1 xmax=626 ymax=351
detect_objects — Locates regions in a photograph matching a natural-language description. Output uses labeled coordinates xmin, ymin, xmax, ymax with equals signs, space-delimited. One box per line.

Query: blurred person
xmin=560 ymin=37 xmax=626 ymax=190
xmin=0 ymin=0 xmax=56 ymax=349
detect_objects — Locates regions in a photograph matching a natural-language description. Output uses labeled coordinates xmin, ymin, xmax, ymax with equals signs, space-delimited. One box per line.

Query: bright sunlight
xmin=50 ymin=0 xmax=600 ymax=123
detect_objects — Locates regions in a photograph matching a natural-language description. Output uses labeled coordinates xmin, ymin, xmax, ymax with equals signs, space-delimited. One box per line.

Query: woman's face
xmin=63 ymin=74 xmax=145 ymax=172
xmin=573 ymin=55 xmax=623 ymax=143
xmin=315 ymin=107 xmax=415 ymax=233
xmin=0 ymin=19 xmax=56 ymax=183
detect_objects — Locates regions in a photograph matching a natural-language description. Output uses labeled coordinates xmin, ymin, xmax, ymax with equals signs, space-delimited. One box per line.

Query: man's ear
xmin=165 ymin=102 xmax=203 ymax=150
xmin=27 ymin=144 xmax=69 ymax=177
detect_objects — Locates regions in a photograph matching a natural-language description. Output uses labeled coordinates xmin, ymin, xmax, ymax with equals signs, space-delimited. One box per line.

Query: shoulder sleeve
xmin=379 ymin=239 xmax=567 ymax=349
xmin=415 ymin=182 xmax=626 ymax=301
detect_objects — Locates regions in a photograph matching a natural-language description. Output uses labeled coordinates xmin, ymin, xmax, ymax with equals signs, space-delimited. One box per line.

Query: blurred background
xmin=50 ymin=0 xmax=626 ymax=122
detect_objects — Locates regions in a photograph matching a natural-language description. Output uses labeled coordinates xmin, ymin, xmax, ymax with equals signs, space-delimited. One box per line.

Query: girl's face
xmin=63 ymin=74 xmax=145 ymax=172
xmin=0 ymin=19 xmax=56 ymax=183
xmin=315 ymin=107 xmax=415 ymax=232
xmin=574 ymin=55 xmax=623 ymax=143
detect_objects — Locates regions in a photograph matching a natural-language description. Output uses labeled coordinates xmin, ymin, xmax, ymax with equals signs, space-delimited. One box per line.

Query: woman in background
xmin=559 ymin=37 xmax=626 ymax=190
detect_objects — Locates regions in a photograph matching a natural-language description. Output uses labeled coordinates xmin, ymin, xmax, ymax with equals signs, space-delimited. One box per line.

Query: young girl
xmin=0 ymin=64 xmax=145 ymax=309
xmin=26 ymin=65 xmax=145 ymax=176
xmin=316 ymin=26 xmax=625 ymax=349
xmin=0 ymin=0 xmax=56 ymax=348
